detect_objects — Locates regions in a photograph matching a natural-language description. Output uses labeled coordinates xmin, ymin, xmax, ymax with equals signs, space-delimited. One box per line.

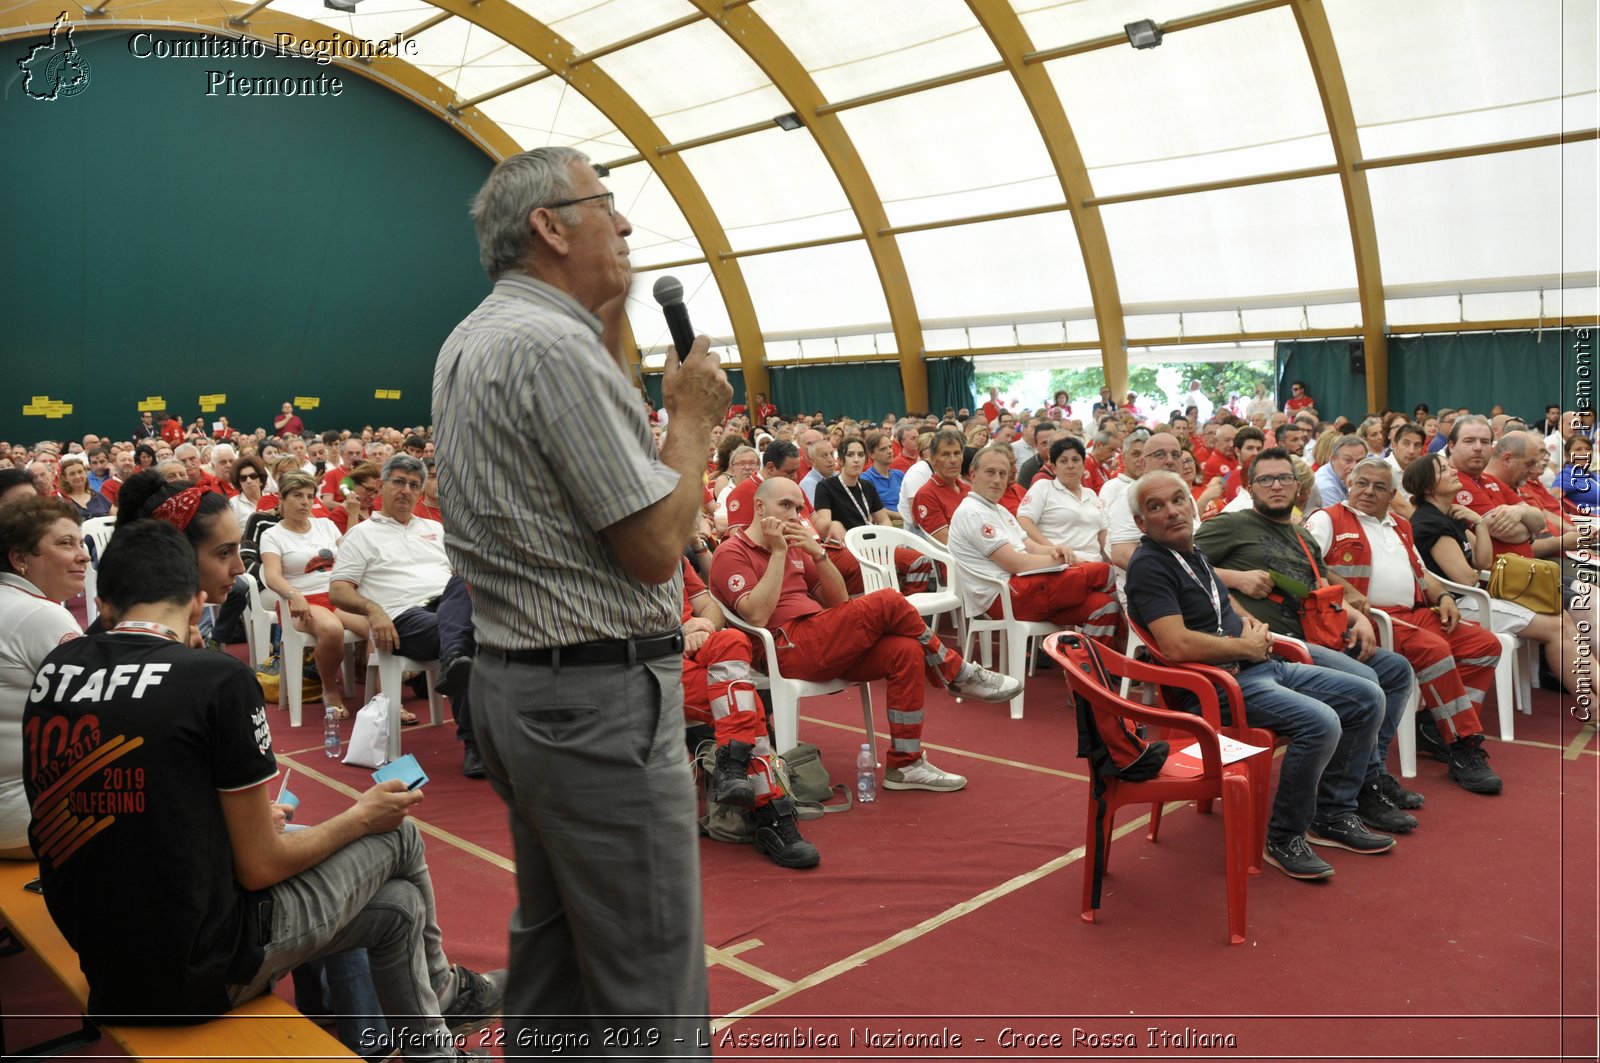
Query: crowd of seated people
xmin=0 ymin=386 xmax=1592 ymax=905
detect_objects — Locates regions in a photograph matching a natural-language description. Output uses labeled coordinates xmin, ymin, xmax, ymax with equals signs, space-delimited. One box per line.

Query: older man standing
xmin=432 ymin=147 xmax=729 ymax=1054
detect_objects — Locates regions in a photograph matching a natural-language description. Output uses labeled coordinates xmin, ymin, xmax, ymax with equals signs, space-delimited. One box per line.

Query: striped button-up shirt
xmin=432 ymin=274 xmax=681 ymax=650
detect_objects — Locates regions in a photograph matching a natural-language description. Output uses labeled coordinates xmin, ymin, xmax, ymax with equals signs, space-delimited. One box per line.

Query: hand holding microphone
xmin=653 ymin=275 xmax=731 ymax=424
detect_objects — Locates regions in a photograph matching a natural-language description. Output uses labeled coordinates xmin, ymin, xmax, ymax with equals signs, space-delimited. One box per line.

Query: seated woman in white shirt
xmin=228 ymin=454 xmax=271 ymax=525
xmin=1016 ymin=436 xmax=1108 ymax=562
xmin=259 ymin=471 xmax=369 ymax=720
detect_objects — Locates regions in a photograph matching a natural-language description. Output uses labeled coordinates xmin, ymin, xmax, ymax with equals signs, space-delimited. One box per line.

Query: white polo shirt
xmin=1303 ymin=503 xmax=1419 ymax=609
xmin=899 ymin=460 xmax=934 ymax=534
xmin=1098 ymin=473 xmax=1136 ymax=516
xmin=1019 ymin=477 xmax=1107 ymax=557
xmin=948 ymin=492 xmax=1027 ymax=617
xmin=328 ymin=512 xmax=452 ymax=617
xmin=0 ymin=574 xmax=81 ymax=849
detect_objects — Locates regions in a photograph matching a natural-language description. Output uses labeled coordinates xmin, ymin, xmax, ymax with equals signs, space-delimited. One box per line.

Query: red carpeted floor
xmin=3 ymin=636 xmax=1596 ymax=1061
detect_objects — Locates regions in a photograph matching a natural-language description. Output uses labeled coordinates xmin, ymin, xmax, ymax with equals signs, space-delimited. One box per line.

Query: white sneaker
xmin=948 ymin=665 xmax=1023 ymax=703
xmin=883 ymin=756 xmax=967 ymax=792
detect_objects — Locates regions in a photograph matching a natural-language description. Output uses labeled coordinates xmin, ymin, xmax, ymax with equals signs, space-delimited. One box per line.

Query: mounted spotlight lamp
xmin=325 ymin=0 xmax=359 ymax=12
xmin=1124 ymin=19 xmax=1163 ymax=49
xmin=773 ymin=112 xmax=803 ymax=132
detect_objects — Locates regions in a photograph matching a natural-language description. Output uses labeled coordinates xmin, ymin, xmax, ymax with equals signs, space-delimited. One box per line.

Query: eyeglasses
xmin=545 ymin=191 xmax=615 ymax=218
xmin=1251 ymin=473 xmax=1297 ymax=487
xmin=387 ymin=478 xmax=423 ymax=491
xmin=1350 ymin=479 xmax=1392 ymax=494
xmin=238 ymin=473 xmax=261 ymax=482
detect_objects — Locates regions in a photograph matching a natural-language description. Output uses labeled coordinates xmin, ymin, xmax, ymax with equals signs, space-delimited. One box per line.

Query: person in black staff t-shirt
xmin=24 ymin=520 xmax=502 ymax=1057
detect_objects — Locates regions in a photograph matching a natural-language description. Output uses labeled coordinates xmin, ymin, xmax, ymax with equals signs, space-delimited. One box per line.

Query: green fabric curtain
xmin=768 ymin=363 xmax=905 ymax=421
xmin=1276 ymin=329 xmax=1579 ymax=422
xmin=1387 ymin=330 xmax=1576 ymax=422
xmin=640 ymin=369 xmax=745 ymax=412
xmin=927 ymin=358 xmax=978 ymax=417
xmin=1274 ymin=339 xmax=1369 ymax=422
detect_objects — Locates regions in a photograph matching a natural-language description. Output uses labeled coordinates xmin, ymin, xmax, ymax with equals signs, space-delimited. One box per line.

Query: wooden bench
xmin=0 ymin=860 xmax=354 ymax=1060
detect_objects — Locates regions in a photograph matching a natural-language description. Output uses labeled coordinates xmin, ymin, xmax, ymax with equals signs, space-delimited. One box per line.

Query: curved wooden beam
xmin=425 ymin=0 xmax=770 ymax=397
xmin=1292 ymin=0 xmax=1388 ymax=412
xmin=689 ymin=0 xmax=928 ymax=410
xmin=967 ymin=0 xmax=1130 ymax=398
xmin=0 ymin=0 xmax=521 ymax=161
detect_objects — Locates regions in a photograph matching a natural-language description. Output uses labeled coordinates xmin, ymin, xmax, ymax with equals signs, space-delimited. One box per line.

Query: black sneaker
xmin=1357 ymin=781 xmax=1418 ymax=833
xmin=753 ymin=797 xmax=820 ymax=869
xmin=1308 ymin=813 xmax=1396 ymax=854
xmin=435 ymin=655 xmax=473 ymax=699
xmin=1263 ymin=834 xmax=1335 ymax=880
xmin=1376 ymin=771 xmax=1425 ymax=810
xmin=1416 ymin=715 xmax=1451 ymax=763
xmin=1447 ymin=735 xmax=1503 ymax=794
xmin=712 ymin=740 xmax=755 ymax=808
xmin=441 ymin=964 xmax=505 ymax=1030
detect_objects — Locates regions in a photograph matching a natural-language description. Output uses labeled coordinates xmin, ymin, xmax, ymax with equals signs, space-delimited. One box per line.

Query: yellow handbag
xmin=1487 ymin=555 xmax=1562 ymax=615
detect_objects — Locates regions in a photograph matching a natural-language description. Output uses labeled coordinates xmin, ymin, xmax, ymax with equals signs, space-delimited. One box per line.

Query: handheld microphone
xmin=651 ymin=275 xmax=696 ymax=360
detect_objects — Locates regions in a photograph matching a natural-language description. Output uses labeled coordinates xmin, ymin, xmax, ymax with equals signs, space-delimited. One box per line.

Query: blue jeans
xmin=472 ymin=652 xmax=709 ymax=1056
xmin=1305 ymin=644 xmax=1414 ymax=777
xmin=1234 ymin=655 xmax=1385 ymax=840
xmin=227 ymin=821 xmax=459 ymax=1061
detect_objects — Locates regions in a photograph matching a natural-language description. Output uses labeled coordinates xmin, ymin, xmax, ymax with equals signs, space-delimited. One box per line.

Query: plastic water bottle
xmin=855 ymin=743 xmax=877 ymax=804
xmin=324 ymin=706 xmax=342 ymax=760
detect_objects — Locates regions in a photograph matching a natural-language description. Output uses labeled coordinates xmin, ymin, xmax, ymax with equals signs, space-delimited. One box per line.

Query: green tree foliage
xmin=976 ymin=361 xmax=1274 ymax=414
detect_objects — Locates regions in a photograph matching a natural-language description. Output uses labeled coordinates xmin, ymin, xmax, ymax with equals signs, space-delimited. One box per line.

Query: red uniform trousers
xmin=770 ymin=589 xmax=965 ymax=770
xmin=894 ymin=546 xmax=936 ymax=595
xmin=682 ymin=629 xmax=778 ymax=805
xmin=990 ymin=561 xmax=1124 ymax=645
xmin=1378 ymin=605 xmax=1500 ymax=742
xmin=823 ymin=542 xmax=866 ymax=595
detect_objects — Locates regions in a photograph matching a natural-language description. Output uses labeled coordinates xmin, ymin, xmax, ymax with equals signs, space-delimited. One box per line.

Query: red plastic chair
xmin=1125 ymin=617 xmax=1310 ymax=871
xmin=1044 ymin=632 xmax=1267 ymax=946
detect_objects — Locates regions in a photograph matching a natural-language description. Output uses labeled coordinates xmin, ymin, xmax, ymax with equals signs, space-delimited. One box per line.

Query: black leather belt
xmin=481 ymin=630 xmax=684 ymax=668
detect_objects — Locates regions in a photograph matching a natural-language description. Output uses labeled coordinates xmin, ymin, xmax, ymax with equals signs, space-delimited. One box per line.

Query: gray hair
xmin=1347 ymin=456 xmax=1394 ymax=486
xmin=382 ymin=453 xmax=427 ymax=488
xmin=471 ymin=147 xmax=588 ymax=279
xmin=1129 ymin=469 xmax=1190 ymax=518
xmin=1330 ymin=435 xmax=1368 ymax=457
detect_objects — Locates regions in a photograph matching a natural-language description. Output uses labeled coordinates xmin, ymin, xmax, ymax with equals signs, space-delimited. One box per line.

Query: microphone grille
xmin=652 ymin=275 xmax=684 ymax=307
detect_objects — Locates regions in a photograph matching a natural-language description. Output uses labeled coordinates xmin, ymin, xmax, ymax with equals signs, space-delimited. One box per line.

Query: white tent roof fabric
xmin=16 ymin=0 xmax=1594 ymax=375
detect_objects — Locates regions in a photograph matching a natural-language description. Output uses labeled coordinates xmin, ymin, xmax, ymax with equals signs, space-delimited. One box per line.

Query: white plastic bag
xmin=343 ymin=692 xmax=391 ymax=769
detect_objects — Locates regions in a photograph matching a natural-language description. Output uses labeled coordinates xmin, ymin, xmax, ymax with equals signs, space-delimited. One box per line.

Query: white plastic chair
xmin=948 ymin=563 xmax=1056 ymax=720
xmin=722 ymin=611 xmax=876 ymax=761
xmin=278 ymin=605 xmax=361 ymax=728
xmin=844 ymin=525 xmax=963 ymax=642
xmin=79 ymin=516 xmax=116 ymax=611
xmin=367 ymin=644 xmax=445 ymax=762
xmin=242 ymin=578 xmax=278 ymax=672
xmin=1436 ymin=575 xmax=1534 ymax=740
xmin=1367 ymin=609 xmax=1421 ymax=779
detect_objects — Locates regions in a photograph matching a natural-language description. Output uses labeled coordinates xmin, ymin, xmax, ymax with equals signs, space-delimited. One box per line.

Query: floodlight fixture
xmin=592 ymin=161 xmax=611 ymax=177
xmin=325 ymin=0 xmax=360 ymax=12
xmin=773 ymin=112 xmax=803 ymax=132
xmin=1124 ymin=19 xmax=1163 ymax=49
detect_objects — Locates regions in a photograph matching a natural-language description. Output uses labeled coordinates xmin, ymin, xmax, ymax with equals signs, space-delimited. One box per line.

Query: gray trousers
xmin=227 ymin=820 xmax=460 ymax=1061
xmin=472 ymin=653 xmax=709 ymax=1059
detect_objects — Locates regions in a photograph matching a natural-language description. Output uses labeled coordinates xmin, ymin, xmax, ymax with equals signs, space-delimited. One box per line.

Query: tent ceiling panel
xmin=594 ymin=21 xmax=794 ymax=143
xmin=1013 ymin=0 xmax=1237 ymax=51
xmin=1100 ymin=174 xmax=1358 ymax=304
xmin=605 ymin=168 xmax=703 ymax=268
xmin=542 ymin=0 xmax=698 ymax=54
xmin=1326 ymin=0 xmax=1596 ymax=158
xmin=753 ymin=0 xmax=995 ymax=101
xmin=277 ymin=0 xmax=431 ymax=44
xmin=407 ymin=22 xmax=548 ymax=99
xmin=837 ymin=73 xmax=1059 ymax=227
xmin=476 ymin=76 xmax=630 ymax=155
xmin=626 ymin=262 xmax=731 ymax=354
xmin=736 ymin=243 xmax=894 ymax=336
xmin=896 ymin=213 xmax=1093 ymax=322
xmin=1366 ymin=145 xmax=1596 ymax=290
xmin=1045 ymin=7 xmax=1334 ymax=196
xmin=676 ymin=127 xmax=859 ymax=251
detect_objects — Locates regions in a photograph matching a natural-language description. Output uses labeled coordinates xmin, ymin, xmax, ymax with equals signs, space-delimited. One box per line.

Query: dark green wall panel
xmin=1 ymin=29 xmax=495 ymax=441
